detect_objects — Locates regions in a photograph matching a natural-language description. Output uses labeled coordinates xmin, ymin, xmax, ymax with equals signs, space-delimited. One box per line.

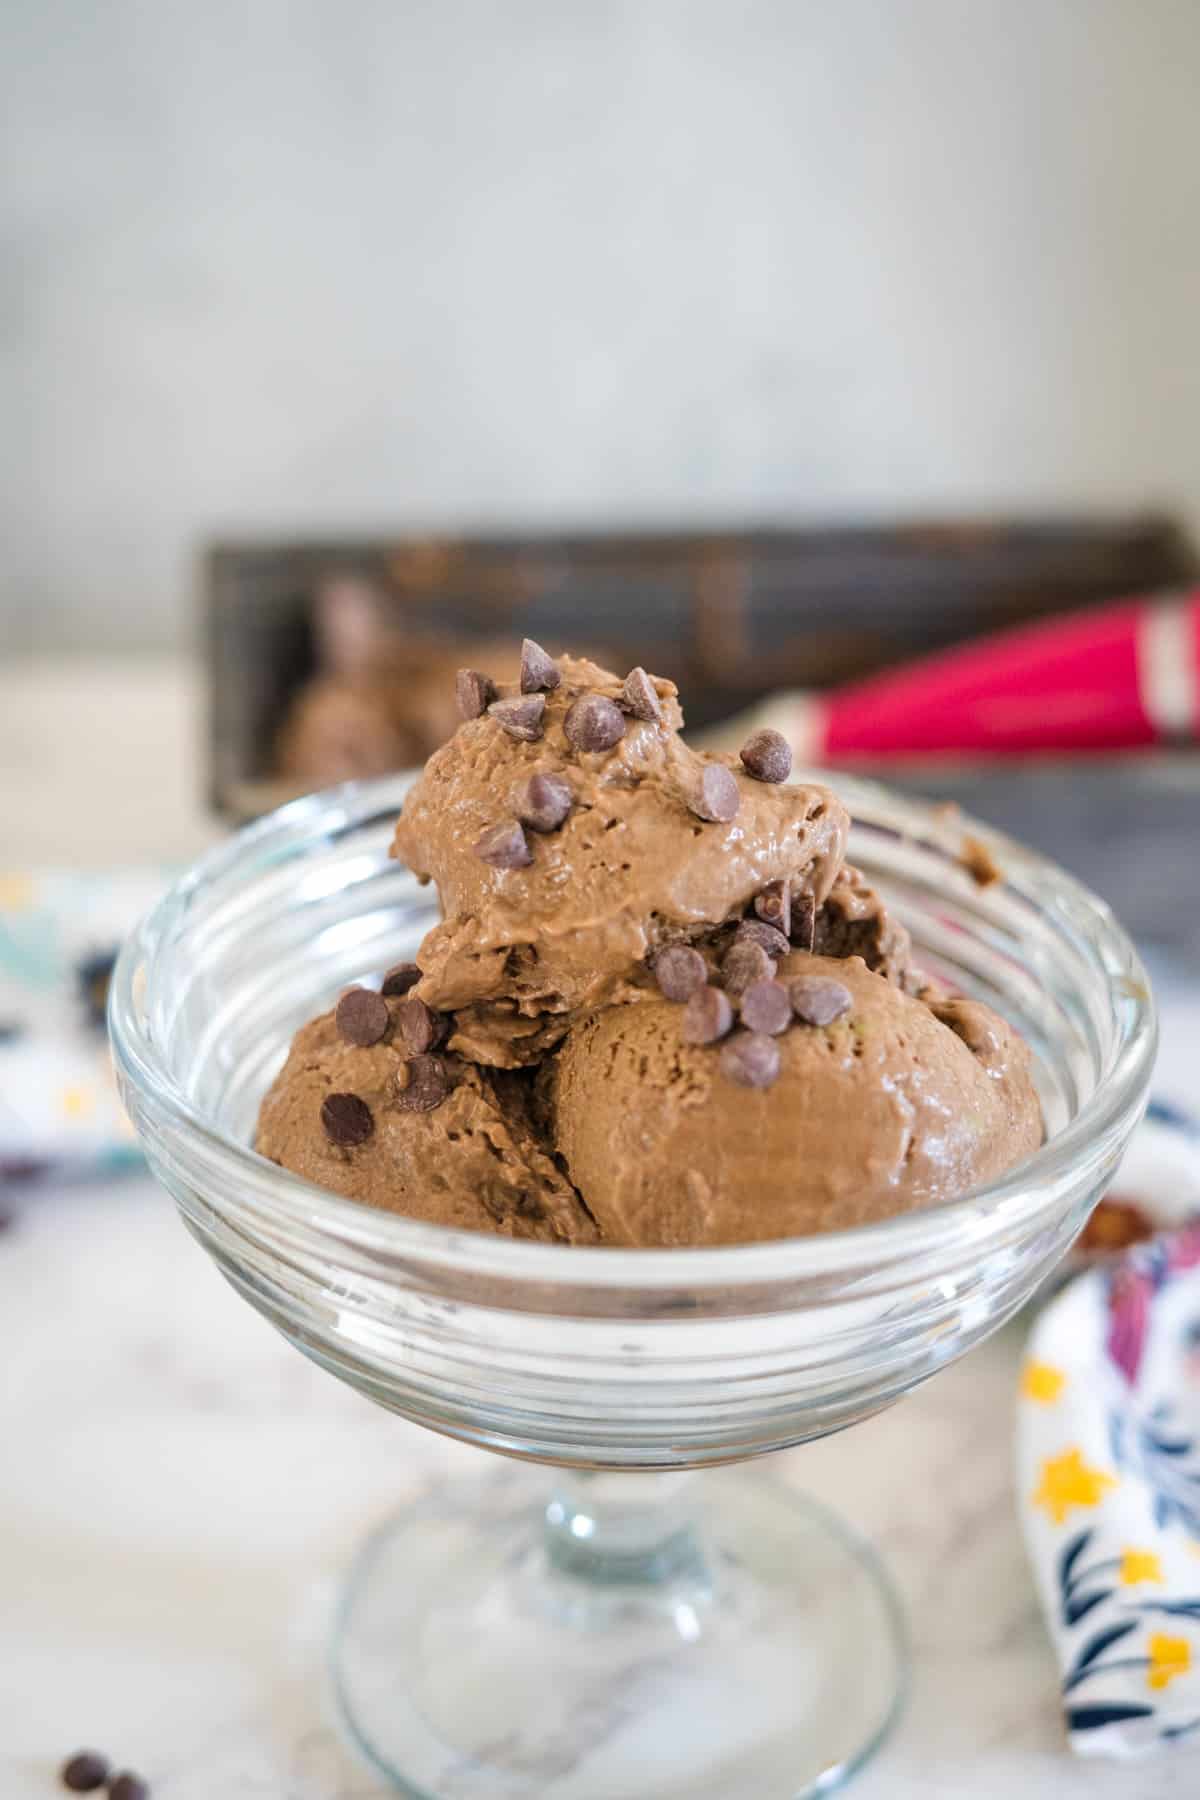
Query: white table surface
xmin=2 ymin=656 xmax=1197 ymax=1800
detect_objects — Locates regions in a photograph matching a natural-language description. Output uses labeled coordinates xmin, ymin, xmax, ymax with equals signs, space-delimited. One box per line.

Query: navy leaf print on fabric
xmin=1064 ymin=1589 xmax=1111 ymax=1628
xmin=1162 ymin=1717 xmax=1200 ymax=1741
xmin=1067 ymin=1704 xmax=1155 ymax=1732
xmin=1059 ymin=1529 xmax=1092 ymax=1591
xmin=1136 ymin=1599 xmax=1200 ymax=1620
xmin=1064 ymin=1620 xmax=1138 ymax=1693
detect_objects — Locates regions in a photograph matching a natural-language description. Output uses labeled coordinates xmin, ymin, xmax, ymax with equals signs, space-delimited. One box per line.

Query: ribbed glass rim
xmin=109 ymin=771 xmax=1157 ymax=1292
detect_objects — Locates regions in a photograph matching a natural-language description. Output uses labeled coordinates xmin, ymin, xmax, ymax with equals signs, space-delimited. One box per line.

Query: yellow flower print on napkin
xmin=1022 ymin=1361 xmax=1066 ymax=1404
xmin=1032 ymin=1447 xmax=1117 ymax=1524
xmin=1147 ymin=1633 xmax=1191 ymax=1690
xmin=1120 ymin=1549 xmax=1164 ymax=1587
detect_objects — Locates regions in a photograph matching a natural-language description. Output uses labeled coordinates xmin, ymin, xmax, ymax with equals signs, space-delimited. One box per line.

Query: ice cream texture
xmin=256 ymin=645 xmax=1042 ymax=1246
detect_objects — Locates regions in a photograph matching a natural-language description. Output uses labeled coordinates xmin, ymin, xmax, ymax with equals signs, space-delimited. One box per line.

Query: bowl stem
xmin=543 ymin=1470 xmax=703 ymax=1584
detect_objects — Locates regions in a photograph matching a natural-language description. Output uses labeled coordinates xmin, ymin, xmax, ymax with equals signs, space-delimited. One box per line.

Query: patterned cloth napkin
xmin=0 ymin=870 xmax=168 ymax=1183
xmin=1019 ymin=1103 xmax=1200 ymax=1759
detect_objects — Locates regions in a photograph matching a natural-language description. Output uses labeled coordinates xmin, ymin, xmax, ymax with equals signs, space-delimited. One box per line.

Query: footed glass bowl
xmin=109 ymin=773 xmax=1155 ymax=1799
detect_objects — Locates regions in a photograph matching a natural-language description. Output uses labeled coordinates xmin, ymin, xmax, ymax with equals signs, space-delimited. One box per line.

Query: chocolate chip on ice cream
xmin=520 ymin=638 xmax=562 ymax=694
xmin=455 ymin=668 xmax=495 ymax=721
xmin=734 ymin=918 xmax=790 ymax=959
xmin=682 ymin=985 xmax=734 ymax=1045
xmin=722 ymin=939 xmax=773 ymax=997
xmin=381 ymin=961 xmax=422 ymax=997
xmin=790 ymin=975 xmax=853 ymax=1027
xmin=739 ymin=979 xmax=792 ymax=1036
xmin=688 ymin=763 xmax=740 ymax=824
xmin=564 ymin=693 xmax=627 ymax=753
xmin=653 ymin=945 xmax=707 ymax=1002
xmin=754 ymin=879 xmax=791 ymax=938
xmin=488 ymin=694 xmax=546 ymax=742
xmin=514 ymin=772 xmax=572 ymax=833
xmin=397 ymin=996 xmax=445 ymax=1054
xmin=335 ymin=986 xmax=390 ymax=1048
xmin=740 ymin=728 xmax=792 ymax=784
xmin=395 ymin=1053 xmax=450 ymax=1113
xmin=320 ymin=1092 xmax=374 ymax=1147
xmin=474 ymin=820 xmax=533 ymax=869
xmin=719 ymin=1031 xmax=782 ymax=1090
xmin=621 ymin=666 xmax=663 ymax=723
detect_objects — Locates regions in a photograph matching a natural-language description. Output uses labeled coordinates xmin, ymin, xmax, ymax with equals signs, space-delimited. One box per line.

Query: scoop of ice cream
xmin=393 ymin=652 xmax=849 ymax=1065
xmin=257 ymin=642 xmax=1044 ymax=1249
xmin=546 ymin=953 xmax=1041 ymax=1246
xmin=256 ymin=997 xmax=597 ymax=1243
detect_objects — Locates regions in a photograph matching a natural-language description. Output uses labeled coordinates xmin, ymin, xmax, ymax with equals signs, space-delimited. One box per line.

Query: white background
xmin=3 ymin=0 xmax=1199 ymax=653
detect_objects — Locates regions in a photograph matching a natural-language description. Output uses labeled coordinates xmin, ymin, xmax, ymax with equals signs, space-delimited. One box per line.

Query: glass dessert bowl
xmin=109 ymin=772 xmax=1155 ymax=1800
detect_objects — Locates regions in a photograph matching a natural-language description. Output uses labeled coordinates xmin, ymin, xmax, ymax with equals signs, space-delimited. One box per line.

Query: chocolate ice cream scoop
xmin=392 ymin=655 xmax=849 ymax=1066
xmin=258 ymin=645 xmax=1043 ymax=1250
xmin=256 ymin=1002 xmax=597 ymax=1243
xmin=545 ymin=954 xmax=1041 ymax=1247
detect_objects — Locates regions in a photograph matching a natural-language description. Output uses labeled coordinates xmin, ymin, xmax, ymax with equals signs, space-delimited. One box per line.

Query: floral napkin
xmin=1019 ymin=1103 xmax=1200 ymax=1758
xmin=0 ymin=869 xmax=168 ymax=1184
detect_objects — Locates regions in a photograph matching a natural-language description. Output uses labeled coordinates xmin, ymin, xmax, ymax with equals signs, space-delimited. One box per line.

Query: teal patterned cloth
xmin=0 ymin=869 xmax=168 ymax=1181
xmin=1019 ymin=1103 xmax=1200 ymax=1759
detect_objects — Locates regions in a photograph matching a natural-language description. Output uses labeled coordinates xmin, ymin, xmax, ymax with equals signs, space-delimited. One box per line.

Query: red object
xmin=779 ymin=591 xmax=1200 ymax=763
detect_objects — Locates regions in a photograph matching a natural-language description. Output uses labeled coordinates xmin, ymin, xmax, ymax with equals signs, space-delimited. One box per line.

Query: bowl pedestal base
xmin=333 ymin=1465 xmax=907 ymax=1799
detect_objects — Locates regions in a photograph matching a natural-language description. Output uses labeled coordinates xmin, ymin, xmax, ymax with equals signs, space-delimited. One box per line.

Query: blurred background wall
xmin=3 ymin=0 xmax=1198 ymax=656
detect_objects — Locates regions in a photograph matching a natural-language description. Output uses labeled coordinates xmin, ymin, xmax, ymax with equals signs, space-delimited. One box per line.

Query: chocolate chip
xmin=754 ymin=879 xmax=791 ymax=938
xmin=721 ymin=939 xmax=773 ymax=997
xmin=488 ymin=694 xmax=546 ymax=741
xmin=520 ymin=638 xmax=562 ymax=694
xmin=682 ymin=985 xmax=734 ymax=1045
xmin=395 ymin=1053 xmax=450 ymax=1113
xmin=474 ymin=820 xmax=533 ymax=869
xmin=789 ymin=975 xmax=853 ymax=1026
xmin=564 ymin=693 xmax=627 ymax=753
xmin=514 ymin=772 xmax=572 ymax=833
xmin=397 ymin=996 xmax=446 ymax=1054
xmin=653 ymin=945 xmax=707 ymax=1002
xmin=381 ymin=962 xmax=422 ymax=997
xmin=739 ymin=728 xmax=792 ymax=784
xmin=335 ymin=986 xmax=390 ymax=1048
xmin=790 ymin=892 xmax=816 ymax=953
xmin=719 ymin=1031 xmax=781 ymax=1089
xmin=60 ymin=1751 xmax=109 ymax=1792
xmin=621 ymin=666 xmax=663 ymax=722
xmin=688 ymin=763 xmax=740 ymax=824
xmin=734 ymin=919 xmax=790 ymax=959
xmin=456 ymin=668 xmax=495 ymax=721
xmin=740 ymin=979 xmax=792 ymax=1036
xmin=321 ymin=1092 xmax=374 ymax=1146
xmin=108 ymin=1777 xmax=150 ymax=1800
